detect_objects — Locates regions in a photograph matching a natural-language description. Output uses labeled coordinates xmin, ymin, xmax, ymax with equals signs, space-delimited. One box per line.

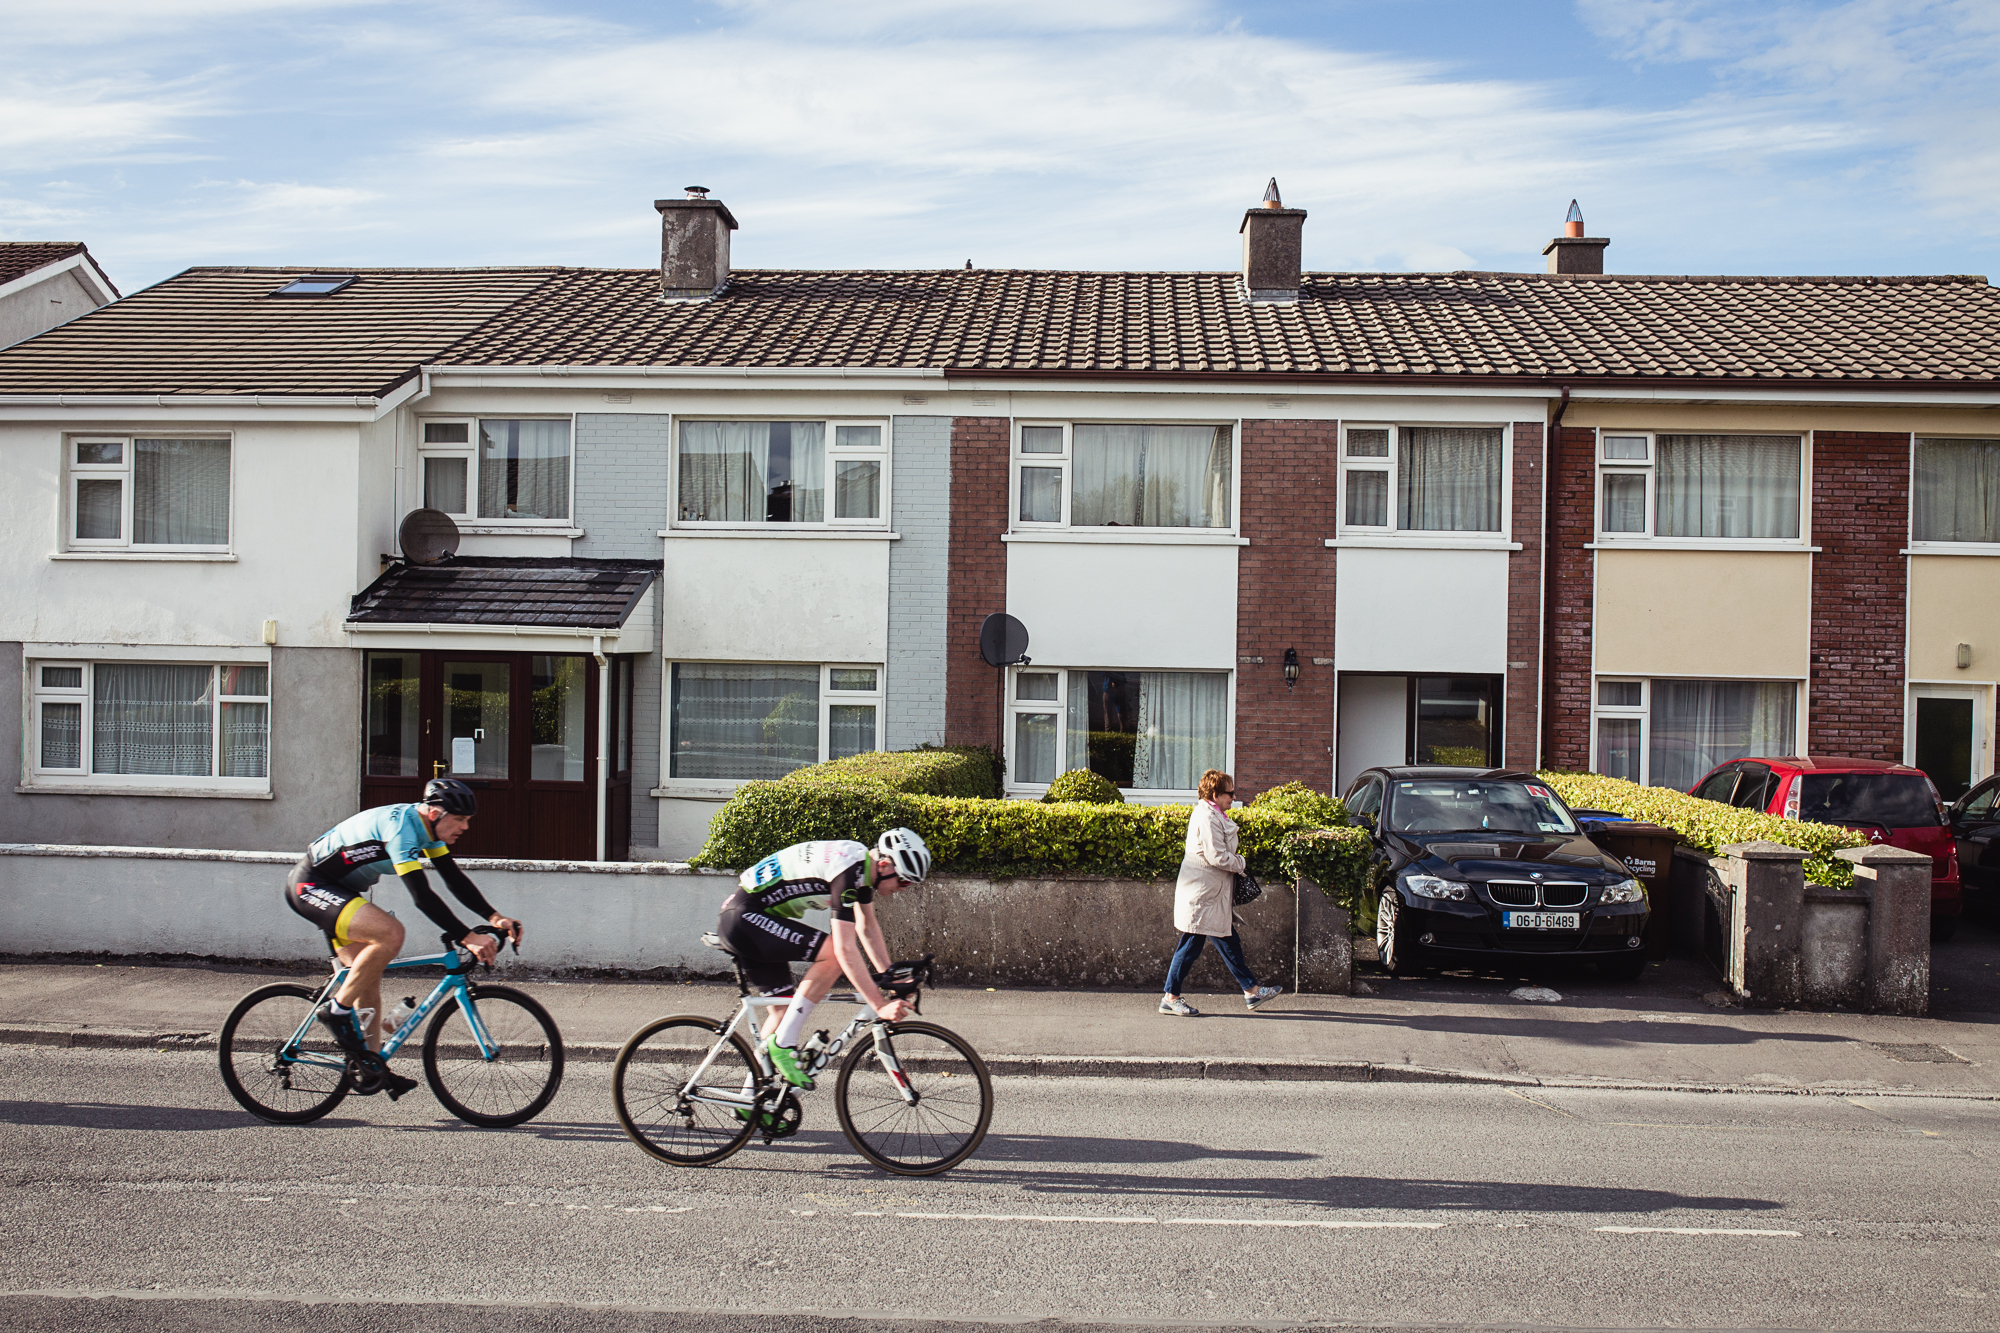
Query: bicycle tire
xmin=217 ymin=982 xmax=353 ymax=1124
xmin=612 ymin=1015 xmax=760 ymax=1167
xmin=421 ymin=985 xmax=565 ymax=1128
xmin=835 ymin=1020 xmax=992 ymax=1176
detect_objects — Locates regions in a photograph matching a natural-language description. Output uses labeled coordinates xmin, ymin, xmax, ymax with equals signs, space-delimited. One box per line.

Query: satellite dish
xmin=398 ymin=508 xmax=460 ymax=565
xmin=979 ymin=613 xmax=1030 ymax=667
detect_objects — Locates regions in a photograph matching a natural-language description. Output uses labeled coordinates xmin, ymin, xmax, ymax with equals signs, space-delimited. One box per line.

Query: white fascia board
xmin=942 ymin=377 xmax=1561 ymax=400
xmin=425 ymin=364 xmax=948 ymax=393
xmin=0 ymin=252 xmax=113 ymax=305
xmin=1568 ymin=385 xmax=2000 ymax=409
xmin=26 ymin=640 xmax=271 ymax=663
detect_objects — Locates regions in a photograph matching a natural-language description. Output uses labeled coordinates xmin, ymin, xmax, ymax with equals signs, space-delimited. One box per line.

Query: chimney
xmin=655 ymin=186 xmax=739 ymax=300
xmin=1542 ymin=199 xmax=1608 ymax=275
xmin=1240 ymin=177 xmax=1307 ymax=303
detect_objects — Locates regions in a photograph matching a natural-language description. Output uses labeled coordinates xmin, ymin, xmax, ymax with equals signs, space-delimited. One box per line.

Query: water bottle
xmin=801 ymin=1029 xmax=831 ymax=1074
xmin=386 ymin=996 xmax=418 ymax=1033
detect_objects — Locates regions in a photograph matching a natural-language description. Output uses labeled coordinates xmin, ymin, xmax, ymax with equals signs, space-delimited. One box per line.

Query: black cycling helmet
xmin=420 ymin=777 xmax=478 ymax=817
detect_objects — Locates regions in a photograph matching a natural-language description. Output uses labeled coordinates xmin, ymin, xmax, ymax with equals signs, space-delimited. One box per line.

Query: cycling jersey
xmin=284 ymin=803 xmax=496 ymax=947
xmin=737 ymin=840 xmax=875 ymax=922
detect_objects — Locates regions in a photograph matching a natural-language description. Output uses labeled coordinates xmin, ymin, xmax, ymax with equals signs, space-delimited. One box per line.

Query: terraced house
xmin=4 ymin=188 xmax=1999 ymax=862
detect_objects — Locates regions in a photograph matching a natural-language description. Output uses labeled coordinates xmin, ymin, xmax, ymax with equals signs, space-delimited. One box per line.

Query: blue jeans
xmin=1164 ymin=930 xmax=1258 ymax=995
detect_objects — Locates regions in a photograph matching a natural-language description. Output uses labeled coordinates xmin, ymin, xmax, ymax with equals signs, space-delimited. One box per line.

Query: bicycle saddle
xmin=701 ymin=931 xmax=743 ymax=958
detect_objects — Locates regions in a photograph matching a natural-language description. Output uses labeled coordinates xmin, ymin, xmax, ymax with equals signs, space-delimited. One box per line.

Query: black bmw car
xmin=1341 ymin=766 xmax=1651 ymax=980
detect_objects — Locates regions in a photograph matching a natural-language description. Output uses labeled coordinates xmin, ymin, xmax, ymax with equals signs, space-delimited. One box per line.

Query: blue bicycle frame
xmin=277 ymin=940 xmax=499 ymax=1075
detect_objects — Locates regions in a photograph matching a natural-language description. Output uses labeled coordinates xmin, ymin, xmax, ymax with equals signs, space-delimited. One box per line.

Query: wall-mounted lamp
xmin=1283 ymin=647 xmax=1300 ymax=691
xmin=1958 ymin=642 xmax=1973 ymax=669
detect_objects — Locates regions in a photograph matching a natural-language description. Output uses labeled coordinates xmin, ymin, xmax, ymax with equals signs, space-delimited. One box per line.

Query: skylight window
xmin=271 ymin=274 xmax=356 ymax=297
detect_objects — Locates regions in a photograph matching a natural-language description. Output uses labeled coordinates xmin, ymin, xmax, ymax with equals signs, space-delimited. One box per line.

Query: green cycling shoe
xmin=765 ymin=1036 xmax=816 ymax=1090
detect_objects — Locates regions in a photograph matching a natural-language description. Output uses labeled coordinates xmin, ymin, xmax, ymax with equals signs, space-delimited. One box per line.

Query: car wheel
xmin=1931 ymin=914 xmax=1960 ymax=944
xmin=1599 ymin=952 xmax=1647 ymax=983
xmin=1377 ymin=891 xmax=1418 ymax=977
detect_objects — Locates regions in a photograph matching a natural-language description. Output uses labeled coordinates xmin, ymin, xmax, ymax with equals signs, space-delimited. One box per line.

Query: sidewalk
xmin=3 ymin=951 xmax=1995 ymax=1099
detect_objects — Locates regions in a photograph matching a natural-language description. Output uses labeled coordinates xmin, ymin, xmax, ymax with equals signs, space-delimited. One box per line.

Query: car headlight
xmin=1600 ymin=877 xmax=1646 ymax=904
xmin=1403 ymin=874 xmax=1469 ymax=901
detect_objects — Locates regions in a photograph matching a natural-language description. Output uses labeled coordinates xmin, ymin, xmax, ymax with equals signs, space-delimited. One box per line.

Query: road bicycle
xmin=218 ymin=924 xmax=564 ymax=1128
xmin=610 ymin=936 xmax=992 ymax=1176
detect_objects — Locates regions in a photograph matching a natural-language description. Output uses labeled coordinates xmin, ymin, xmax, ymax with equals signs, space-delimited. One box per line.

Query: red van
xmin=1687 ymin=757 xmax=1962 ymax=941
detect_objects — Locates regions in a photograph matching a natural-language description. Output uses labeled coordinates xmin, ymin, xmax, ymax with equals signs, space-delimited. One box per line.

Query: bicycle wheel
xmin=612 ymin=1016 xmax=759 ymax=1167
xmin=421 ymin=985 xmax=565 ymax=1128
xmin=835 ymin=1020 xmax=992 ymax=1176
xmin=217 ymin=983 xmax=353 ymax=1124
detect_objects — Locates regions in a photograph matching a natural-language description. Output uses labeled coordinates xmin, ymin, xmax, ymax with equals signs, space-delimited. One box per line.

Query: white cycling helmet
xmin=874 ymin=827 xmax=932 ymax=884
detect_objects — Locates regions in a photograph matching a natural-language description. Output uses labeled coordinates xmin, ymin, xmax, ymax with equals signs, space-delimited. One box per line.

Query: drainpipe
xmin=1539 ymin=386 xmax=1571 ymax=769
xmin=593 ymin=634 xmax=610 ymax=862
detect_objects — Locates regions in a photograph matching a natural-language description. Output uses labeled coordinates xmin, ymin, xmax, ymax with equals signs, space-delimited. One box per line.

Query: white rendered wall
xmin=1005 ymin=541 xmax=1238 ymax=670
xmin=1333 ymin=548 xmax=1509 ymax=674
xmin=658 ymin=536 xmax=889 ymax=662
xmin=1337 ymin=674 xmax=1409 ymax=790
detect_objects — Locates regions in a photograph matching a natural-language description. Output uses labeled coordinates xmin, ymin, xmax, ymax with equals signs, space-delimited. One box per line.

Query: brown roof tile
xmin=0 ymin=241 xmax=88 ymax=287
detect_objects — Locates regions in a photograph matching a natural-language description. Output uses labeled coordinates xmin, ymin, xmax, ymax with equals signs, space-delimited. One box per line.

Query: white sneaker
xmin=1245 ymin=985 xmax=1283 ymax=1011
xmin=1158 ymin=996 xmax=1200 ymax=1017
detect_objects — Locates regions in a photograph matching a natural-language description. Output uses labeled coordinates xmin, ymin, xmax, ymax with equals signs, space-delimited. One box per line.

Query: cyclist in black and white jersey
xmin=716 ymin=828 xmax=931 ymax=1089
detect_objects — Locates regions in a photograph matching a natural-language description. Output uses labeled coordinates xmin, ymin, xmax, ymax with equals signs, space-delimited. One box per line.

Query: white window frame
xmin=1333 ymin=421 xmax=1511 ymax=541
xmin=63 ymin=433 xmax=234 ymax=554
xmin=668 ymin=417 xmax=892 ymax=531
xmin=1008 ymin=420 xmax=1239 ymax=536
xmin=24 ymin=657 xmax=272 ymax=794
xmin=1588 ymin=674 xmax=1806 ymax=788
xmin=659 ymin=659 xmax=888 ymax=792
xmin=1907 ymin=434 xmax=2000 ymax=554
xmin=1002 ymin=665 xmax=1234 ymax=802
xmin=1594 ymin=432 xmax=1655 ymax=541
xmin=417 ymin=415 xmax=577 ymax=528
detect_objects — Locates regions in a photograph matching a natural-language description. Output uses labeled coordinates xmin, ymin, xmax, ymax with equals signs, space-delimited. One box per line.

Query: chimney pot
xmin=1543 ymin=200 xmax=1607 ymax=275
xmin=655 ymin=192 xmax=739 ymax=300
xmin=1241 ymin=178 xmax=1306 ymax=303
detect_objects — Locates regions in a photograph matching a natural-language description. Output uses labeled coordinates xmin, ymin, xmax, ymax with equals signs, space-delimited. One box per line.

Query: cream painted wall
xmin=1569 ymin=404 xmax=2000 ymax=437
xmin=0 ymin=421 xmax=363 ymax=648
xmin=1908 ymin=556 xmax=2000 ymax=680
xmin=1005 ymin=540 xmax=1237 ymax=670
xmin=1332 ymin=548 xmax=1508 ymax=673
xmin=1593 ymin=549 xmax=1810 ymax=678
xmin=659 ymin=536 xmax=888 ymax=662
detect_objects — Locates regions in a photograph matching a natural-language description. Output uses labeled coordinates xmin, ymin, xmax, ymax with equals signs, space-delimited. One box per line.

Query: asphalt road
xmin=1 ymin=1045 xmax=1995 ymax=1332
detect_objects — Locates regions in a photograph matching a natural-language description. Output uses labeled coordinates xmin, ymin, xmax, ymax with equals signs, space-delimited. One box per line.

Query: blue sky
xmin=6 ymin=0 xmax=1999 ymax=293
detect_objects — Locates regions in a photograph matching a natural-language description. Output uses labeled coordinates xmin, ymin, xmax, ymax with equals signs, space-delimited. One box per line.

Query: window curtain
xmin=1913 ymin=438 xmax=2000 ymax=542
xmin=478 ymin=420 xmax=570 ymax=521
xmin=676 ymin=423 xmax=824 ymax=522
xmin=1132 ymin=672 xmax=1228 ymax=790
xmin=1064 ymin=671 xmax=1089 ymax=773
xmin=134 ymin=438 xmax=229 ymax=545
xmin=1647 ymin=679 xmax=1795 ymax=792
xmin=219 ymin=702 xmax=268 ymax=778
xmin=93 ymin=664 xmax=213 ymax=776
xmin=1072 ymin=425 xmax=1231 ymax=528
xmin=671 ymin=664 xmax=819 ymax=779
xmin=1398 ymin=428 xmax=1500 ymax=531
xmin=1655 ymin=435 xmax=1800 ymax=539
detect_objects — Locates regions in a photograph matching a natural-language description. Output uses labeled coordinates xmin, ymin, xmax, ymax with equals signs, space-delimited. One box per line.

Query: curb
xmin=7 ymin=1023 xmax=1997 ymax=1101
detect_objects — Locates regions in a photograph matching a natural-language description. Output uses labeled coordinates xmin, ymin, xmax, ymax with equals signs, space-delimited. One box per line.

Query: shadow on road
xmin=0 ymin=1099 xmax=366 ymax=1131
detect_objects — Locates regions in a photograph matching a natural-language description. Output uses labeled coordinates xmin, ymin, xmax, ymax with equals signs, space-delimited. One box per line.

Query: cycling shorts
xmin=716 ymin=890 xmax=828 ymax=994
xmin=283 ymin=855 xmax=369 ymax=950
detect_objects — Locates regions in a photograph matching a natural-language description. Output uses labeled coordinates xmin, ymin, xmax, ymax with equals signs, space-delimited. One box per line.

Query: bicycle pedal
xmin=382 ymin=1071 xmax=420 ymax=1101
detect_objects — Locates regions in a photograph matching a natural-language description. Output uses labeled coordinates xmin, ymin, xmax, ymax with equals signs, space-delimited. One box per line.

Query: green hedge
xmin=1042 ymin=769 xmax=1125 ymax=804
xmin=779 ymin=747 xmax=1000 ymax=799
xmin=1250 ymin=781 xmax=1347 ymax=827
xmin=1536 ymin=770 xmax=1869 ymax=889
xmin=1278 ymin=828 xmax=1378 ymax=927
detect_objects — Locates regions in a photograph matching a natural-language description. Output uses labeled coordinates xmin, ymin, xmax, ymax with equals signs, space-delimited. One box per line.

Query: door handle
xmin=432 ymin=760 xmax=446 ymax=777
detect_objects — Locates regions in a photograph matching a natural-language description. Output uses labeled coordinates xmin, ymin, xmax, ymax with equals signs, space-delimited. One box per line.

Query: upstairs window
xmin=67 ymin=435 xmax=231 ymax=551
xmin=674 ymin=420 xmax=888 ymax=526
xmin=1013 ymin=423 xmax=1233 ymax=531
xmin=1338 ymin=424 xmax=1502 ymax=535
xmin=1913 ymin=437 xmax=2000 ymax=543
xmin=418 ymin=418 xmax=572 ymax=524
xmin=1597 ymin=433 xmax=1802 ymax=541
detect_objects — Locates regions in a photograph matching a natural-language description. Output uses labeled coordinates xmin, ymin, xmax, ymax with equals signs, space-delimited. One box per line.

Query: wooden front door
xmin=359 ymin=650 xmax=600 ymax=861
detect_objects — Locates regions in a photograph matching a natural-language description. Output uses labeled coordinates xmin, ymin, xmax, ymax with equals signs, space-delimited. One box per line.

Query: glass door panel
xmin=1414 ymin=676 xmax=1497 ymax=767
xmin=530 ymin=655 xmax=588 ymax=781
xmin=442 ymin=660 xmax=511 ymax=778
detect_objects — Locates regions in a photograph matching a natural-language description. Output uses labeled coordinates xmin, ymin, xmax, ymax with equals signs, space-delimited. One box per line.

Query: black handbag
xmin=1232 ymin=871 xmax=1263 ymax=906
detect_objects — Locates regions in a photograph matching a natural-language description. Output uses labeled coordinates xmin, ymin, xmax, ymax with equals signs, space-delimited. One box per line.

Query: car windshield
xmin=1384 ymin=780 xmax=1579 ymax=836
xmin=1796 ymin=773 xmax=1939 ymax=828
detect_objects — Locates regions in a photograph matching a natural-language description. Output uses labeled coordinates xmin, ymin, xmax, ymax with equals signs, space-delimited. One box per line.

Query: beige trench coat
xmin=1173 ymin=800 xmax=1246 ymax=937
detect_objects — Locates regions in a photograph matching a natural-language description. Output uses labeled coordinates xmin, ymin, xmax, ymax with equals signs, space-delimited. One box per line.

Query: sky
xmin=5 ymin=0 xmax=1999 ymax=294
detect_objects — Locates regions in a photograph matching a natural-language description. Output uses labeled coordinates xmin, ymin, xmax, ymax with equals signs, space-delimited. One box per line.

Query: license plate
xmin=1503 ymin=911 xmax=1580 ymax=930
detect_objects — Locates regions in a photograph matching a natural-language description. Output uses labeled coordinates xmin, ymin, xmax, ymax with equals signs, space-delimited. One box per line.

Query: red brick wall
xmin=1542 ymin=425 xmax=1597 ymax=769
xmin=1505 ymin=422 xmax=1545 ymax=769
xmin=944 ymin=417 xmax=1010 ymax=749
xmin=1234 ymin=419 xmax=1338 ymax=799
xmin=1809 ymin=430 xmax=1909 ymax=759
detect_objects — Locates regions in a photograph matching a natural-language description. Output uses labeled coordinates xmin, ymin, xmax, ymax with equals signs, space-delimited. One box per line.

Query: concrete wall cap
xmin=1833 ymin=844 xmax=1935 ymax=865
xmin=0 ymin=843 xmax=726 ymax=877
xmin=1719 ymin=840 xmax=1811 ymax=860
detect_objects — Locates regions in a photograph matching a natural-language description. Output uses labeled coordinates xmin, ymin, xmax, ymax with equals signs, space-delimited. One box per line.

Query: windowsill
xmin=658 ymin=529 xmax=900 ymax=541
xmin=17 ymin=781 xmax=273 ymax=799
xmin=1905 ymin=543 xmax=2000 ymax=557
xmin=1325 ymin=536 xmax=1520 ymax=552
xmin=50 ymin=552 xmax=238 ymax=562
xmin=1003 ymin=531 xmax=1248 ymax=546
xmin=453 ymin=525 xmax=583 ymax=538
xmin=650 ymin=784 xmax=741 ymax=800
xmin=1584 ymin=540 xmax=1820 ymax=553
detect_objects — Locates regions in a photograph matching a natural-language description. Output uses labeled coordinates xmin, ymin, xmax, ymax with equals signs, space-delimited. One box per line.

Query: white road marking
xmin=1596 ymin=1226 xmax=1801 ymax=1237
xmin=1166 ymin=1218 xmax=1444 ymax=1230
xmin=241 ymin=1197 xmax=272 ymax=1203
xmin=853 ymin=1211 xmax=1158 ymax=1224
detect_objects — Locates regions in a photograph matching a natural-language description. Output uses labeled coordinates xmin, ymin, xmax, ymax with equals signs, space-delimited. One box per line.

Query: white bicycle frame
xmin=679 ymin=990 xmax=918 ymax=1113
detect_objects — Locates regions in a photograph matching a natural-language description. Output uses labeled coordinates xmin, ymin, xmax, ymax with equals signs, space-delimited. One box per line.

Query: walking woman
xmin=1159 ymin=769 xmax=1283 ymax=1016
